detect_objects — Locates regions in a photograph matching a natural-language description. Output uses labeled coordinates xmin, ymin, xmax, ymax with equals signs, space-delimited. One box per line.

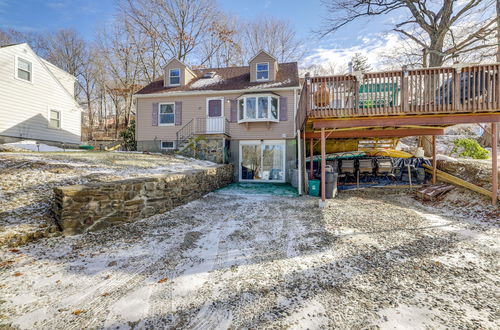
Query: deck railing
xmin=297 ymin=63 xmax=500 ymax=128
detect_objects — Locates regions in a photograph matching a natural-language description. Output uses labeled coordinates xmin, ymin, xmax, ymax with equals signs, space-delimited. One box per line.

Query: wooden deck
xmin=297 ymin=63 xmax=500 ymax=130
xmin=296 ymin=63 xmax=499 ymax=205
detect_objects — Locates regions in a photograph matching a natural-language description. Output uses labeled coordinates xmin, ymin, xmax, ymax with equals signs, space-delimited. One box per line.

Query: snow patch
xmin=189 ymin=74 xmax=224 ymax=89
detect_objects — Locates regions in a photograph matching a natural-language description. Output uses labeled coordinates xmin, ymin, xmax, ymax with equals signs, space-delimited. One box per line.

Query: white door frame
xmin=239 ymin=140 xmax=286 ymax=183
xmin=206 ymin=97 xmax=224 ymax=133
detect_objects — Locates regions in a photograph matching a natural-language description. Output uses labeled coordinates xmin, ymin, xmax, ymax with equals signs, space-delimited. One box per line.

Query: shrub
xmin=120 ymin=120 xmax=137 ymax=151
xmin=452 ymin=138 xmax=489 ymax=159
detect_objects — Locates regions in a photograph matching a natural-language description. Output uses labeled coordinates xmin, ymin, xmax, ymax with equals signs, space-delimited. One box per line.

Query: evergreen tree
xmin=351 ymin=53 xmax=371 ymax=72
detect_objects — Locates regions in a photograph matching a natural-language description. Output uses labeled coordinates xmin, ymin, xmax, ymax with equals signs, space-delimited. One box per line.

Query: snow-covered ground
xmin=0 ymin=190 xmax=498 ymax=329
xmin=0 ymin=150 xmax=217 ymax=247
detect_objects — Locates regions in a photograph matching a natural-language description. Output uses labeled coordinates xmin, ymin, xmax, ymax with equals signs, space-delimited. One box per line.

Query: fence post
xmin=401 ymin=65 xmax=409 ymax=113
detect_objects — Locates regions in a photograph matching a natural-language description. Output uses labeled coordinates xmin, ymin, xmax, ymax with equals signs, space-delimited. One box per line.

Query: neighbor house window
xmin=169 ymin=69 xmax=180 ymax=85
xmin=161 ymin=141 xmax=174 ymax=149
xmin=159 ymin=103 xmax=175 ymax=125
xmin=256 ymin=63 xmax=269 ymax=81
xmin=16 ymin=57 xmax=32 ymax=82
xmin=238 ymin=94 xmax=279 ymax=122
xmin=49 ymin=109 xmax=61 ymax=129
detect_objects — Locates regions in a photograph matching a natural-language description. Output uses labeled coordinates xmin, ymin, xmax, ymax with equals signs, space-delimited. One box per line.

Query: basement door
xmin=240 ymin=140 xmax=285 ymax=182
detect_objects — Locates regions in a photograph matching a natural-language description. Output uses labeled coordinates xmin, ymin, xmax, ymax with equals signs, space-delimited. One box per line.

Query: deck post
xmin=321 ymin=128 xmax=326 ymax=202
xmin=432 ymin=135 xmax=437 ymax=184
xmin=309 ymin=138 xmax=314 ymax=179
xmin=492 ymin=122 xmax=498 ymax=206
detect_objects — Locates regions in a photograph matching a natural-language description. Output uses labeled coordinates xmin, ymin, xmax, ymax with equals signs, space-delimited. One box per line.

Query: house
xmin=0 ymin=43 xmax=82 ymax=145
xmin=134 ymin=50 xmax=301 ymax=183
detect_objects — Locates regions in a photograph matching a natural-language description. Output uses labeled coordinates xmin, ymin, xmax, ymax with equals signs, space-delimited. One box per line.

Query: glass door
xmin=240 ymin=141 xmax=285 ymax=182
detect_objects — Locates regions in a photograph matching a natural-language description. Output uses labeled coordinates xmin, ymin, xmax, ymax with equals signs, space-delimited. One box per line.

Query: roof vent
xmin=202 ymin=72 xmax=216 ymax=79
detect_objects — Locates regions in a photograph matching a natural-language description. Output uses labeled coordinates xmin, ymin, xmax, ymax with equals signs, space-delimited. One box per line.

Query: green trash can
xmin=309 ymin=179 xmax=320 ymax=197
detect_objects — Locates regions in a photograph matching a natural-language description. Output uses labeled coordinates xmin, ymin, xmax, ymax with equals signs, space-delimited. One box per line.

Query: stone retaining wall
xmin=53 ymin=164 xmax=233 ymax=235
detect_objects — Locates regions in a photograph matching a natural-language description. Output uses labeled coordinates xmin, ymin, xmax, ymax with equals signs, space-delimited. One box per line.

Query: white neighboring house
xmin=0 ymin=43 xmax=82 ymax=145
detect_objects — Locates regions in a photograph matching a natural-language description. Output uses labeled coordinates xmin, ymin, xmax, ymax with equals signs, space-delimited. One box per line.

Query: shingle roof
xmin=136 ymin=62 xmax=299 ymax=95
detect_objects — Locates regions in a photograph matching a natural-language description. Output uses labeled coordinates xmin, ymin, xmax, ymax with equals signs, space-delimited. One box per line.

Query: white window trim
xmin=206 ymin=97 xmax=224 ymax=118
xmin=237 ymin=93 xmax=279 ymax=123
xmin=239 ymin=140 xmax=286 ymax=183
xmin=169 ymin=68 xmax=181 ymax=86
xmin=256 ymin=62 xmax=269 ymax=81
xmin=15 ymin=55 xmax=33 ymax=84
xmin=158 ymin=102 xmax=175 ymax=126
xmin=47 ymin=107 xmax=62 ymax=130
xmin=161 ymin=140 xmax=175 ymax=150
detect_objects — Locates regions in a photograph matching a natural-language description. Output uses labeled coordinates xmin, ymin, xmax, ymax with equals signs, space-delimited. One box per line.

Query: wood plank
xmin=423 ymin=164 xmax=500 ymax=201
xmin=304 ymin=128 xmax=445 ymax=139
xmin=312 ymin=113 xmax=500 ymax=129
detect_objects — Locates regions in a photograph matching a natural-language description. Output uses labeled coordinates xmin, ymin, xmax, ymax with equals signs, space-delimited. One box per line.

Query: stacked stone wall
xmin=53 ymin=164 xmax=233 ymax=235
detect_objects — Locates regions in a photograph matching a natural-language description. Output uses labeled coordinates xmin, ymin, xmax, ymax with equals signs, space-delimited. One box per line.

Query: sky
xmin=0 ymin=0 xmax=401 ymax=69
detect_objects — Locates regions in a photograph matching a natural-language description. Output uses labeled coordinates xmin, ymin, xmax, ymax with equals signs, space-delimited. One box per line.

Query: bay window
xmin=238 ymin=94 xmax=279 ymax=123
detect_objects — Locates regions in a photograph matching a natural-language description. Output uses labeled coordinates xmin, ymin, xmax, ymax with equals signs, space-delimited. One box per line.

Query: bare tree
xmin=97 ymin=15 xmax=143 ymax=136
xmin=242 ymin=17 xmax=305 ymax=63
xmin=44 ymin=29 xmax=85 ymax=76
xmin=121 ymin=0 xmax=217 ymax=65
xmin=199 ymin=12 xmax=241 ymax=67
xmin=320 ymin=0 xmax=497 ymax=67
xmin=300 ymin=61 xmax=346 ymax=76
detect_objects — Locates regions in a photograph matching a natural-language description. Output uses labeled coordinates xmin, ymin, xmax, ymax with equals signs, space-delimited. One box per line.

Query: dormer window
xmin=169 ymin=69 xmax=180 ymax=85
xmin=256 ymin=63 xmax=269 ymax=81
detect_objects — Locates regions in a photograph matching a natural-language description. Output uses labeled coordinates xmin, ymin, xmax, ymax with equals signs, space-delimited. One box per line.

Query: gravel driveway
xmin=0 ymin=189 xmax=498 ymax=329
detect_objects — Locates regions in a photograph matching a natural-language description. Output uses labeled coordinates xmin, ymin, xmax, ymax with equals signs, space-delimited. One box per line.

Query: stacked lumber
xmin=423 ymin=164 xmax=500 ymax=201
xmin=416 ymin=184 xmax=455 ymax=201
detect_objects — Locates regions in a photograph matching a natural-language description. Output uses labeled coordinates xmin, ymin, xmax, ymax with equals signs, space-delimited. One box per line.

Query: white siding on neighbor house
xmin=0 ymin=44 xmax=81 ymax=144
xmin=42 ymin=59 xmax=76 ymax=98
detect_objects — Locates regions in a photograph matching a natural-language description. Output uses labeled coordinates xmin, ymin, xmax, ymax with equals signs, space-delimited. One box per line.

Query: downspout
xmin=297 ymin=128 xmax=302 ymax=196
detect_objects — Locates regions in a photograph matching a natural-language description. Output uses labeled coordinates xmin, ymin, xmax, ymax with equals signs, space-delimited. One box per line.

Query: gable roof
xmin=136 ymin=62 xmax=299 ymax=95
xmin=248 ymin=50 xmax=278 ymax=64
xmin=1 ymin=43 xmax=82 ymax=111
xmin=164 ymin=57 xmax=197 ymax=77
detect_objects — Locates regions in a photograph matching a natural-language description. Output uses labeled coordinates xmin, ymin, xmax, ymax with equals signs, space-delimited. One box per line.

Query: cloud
xmin=301 ymin=33 xmax=404 ymax=71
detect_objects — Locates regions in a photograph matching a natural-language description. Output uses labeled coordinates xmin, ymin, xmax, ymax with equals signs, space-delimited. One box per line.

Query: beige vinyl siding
xmin=0 ymin=44 xmax=81 ymax=144
xmin=136 ymin=89 xmax=297 ymax=142
xmin=249 ymin=52 xmax=277 ymax=82
xmin=164 ymin=58 xmax=196 ymax=87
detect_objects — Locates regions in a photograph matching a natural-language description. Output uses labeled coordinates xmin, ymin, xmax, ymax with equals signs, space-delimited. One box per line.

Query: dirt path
xmin=0 ymin=190 xmax=498 ymax=329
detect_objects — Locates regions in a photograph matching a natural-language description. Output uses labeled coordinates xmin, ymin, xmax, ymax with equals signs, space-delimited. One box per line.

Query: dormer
xmin=249 ymin=50 xmax=278 ymax=83
xmin=164 ymin=58 xmax=196 ymax=87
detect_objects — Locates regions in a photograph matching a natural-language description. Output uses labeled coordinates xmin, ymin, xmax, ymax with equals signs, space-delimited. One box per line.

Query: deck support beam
xmin=309 ymin=138 xmax=314 ymax=179
xmin=321 ymin=128 xmax=326 ymax=202
xmin=432 ymin=135 xmax=437 ymax=185
xmin=313 ymin=113 xmax=500 ymax=130
xmin=492 ymin=122 xmax=498 ymax=206
xmin=304 ymin=128 xmax=445 ymax=139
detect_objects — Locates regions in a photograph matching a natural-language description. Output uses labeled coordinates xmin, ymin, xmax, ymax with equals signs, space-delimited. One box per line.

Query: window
xmin=49 ymin=109 xmax=61 ymax=129
xmin=161 ymin=141 xmax=174 ymax=149
xmin=169 ymin=69 xmax=180 ymax=85
xmin=16 ymin=57 xmax=32 ymax=82
xmin=159 ymin=103 xmax=175 ymax=125
xmin=238 ymin=94 xmax=279 ymax=122
xmin=256 ymin=62 xmax=269 ymax=81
